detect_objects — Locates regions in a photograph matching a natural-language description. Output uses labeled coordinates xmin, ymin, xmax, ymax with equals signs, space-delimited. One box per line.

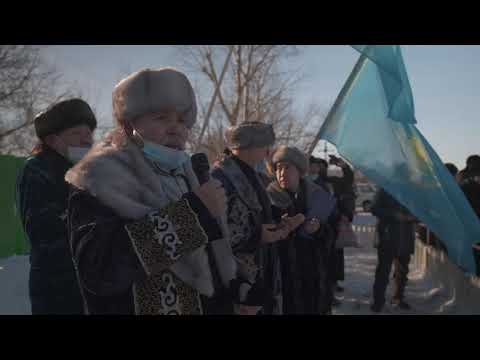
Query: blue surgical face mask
xmin=133 ymin=129 xmax=189 ymax=171
xmin=305 ymin=174 xmax=318 ymax=182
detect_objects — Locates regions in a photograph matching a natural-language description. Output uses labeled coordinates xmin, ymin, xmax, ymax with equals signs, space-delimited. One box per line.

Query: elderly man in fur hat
xmin=267 ymin=146 xmax=339 ymax=314
xmin=211 ymin=122 xmax=305 ymax=315
xmin=66 ymin=68 xmax=236 ymax=315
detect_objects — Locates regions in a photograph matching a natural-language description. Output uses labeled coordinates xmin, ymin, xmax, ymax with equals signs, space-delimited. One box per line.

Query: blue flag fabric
xmin=318 ymin=45 xmax=480 ymax=274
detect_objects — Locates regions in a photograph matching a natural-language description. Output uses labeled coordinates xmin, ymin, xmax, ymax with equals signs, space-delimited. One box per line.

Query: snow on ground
xmin=0 ymin=213 xmax=472 ymax=315
xmin=0 ymin=255 xmax=31 ymax=315
xmin=333 ymin=213 xmax=465 ymax=315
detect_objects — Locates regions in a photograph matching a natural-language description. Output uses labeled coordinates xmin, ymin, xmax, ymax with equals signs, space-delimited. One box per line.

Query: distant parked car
xmin=355 ymin=183 xmax=377 ymax=212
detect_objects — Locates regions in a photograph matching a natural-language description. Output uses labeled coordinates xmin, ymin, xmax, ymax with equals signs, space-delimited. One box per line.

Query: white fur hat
xmin=112 ymin=68 xmax=197 ymax=129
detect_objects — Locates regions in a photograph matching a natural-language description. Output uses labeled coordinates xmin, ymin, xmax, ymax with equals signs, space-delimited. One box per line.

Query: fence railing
xmin=415 ymin=223 xmax=479 ymax=277
xmin=351 ymin=214 xmax=479 ymax=277
xmin=352 ymin=213 xmax=377 ymax=245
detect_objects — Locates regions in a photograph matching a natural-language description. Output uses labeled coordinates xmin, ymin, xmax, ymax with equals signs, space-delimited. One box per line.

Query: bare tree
xmin=174 ymin=45 xmax=324 ymax=160
xmin=87 ymin=62 xmax=135 ymax=141
xmin=0 ymin=45 xmax=71 ymax=155
xmin=277 ymin=101 xmax=328 ymax=152
xmin=69 ymin=79 xmax=114 ymax=141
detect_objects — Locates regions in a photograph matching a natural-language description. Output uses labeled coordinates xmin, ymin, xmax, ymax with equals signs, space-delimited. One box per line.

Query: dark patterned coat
xmin=68 ymin=188 xmax=221 ymax=314
xmin=212 ymin=156 xmax=282 ymax=314
xmin=65 ymin=131 xmax=230 ymax=315
xmin=267 ymin=179 xmax=337 ymax=314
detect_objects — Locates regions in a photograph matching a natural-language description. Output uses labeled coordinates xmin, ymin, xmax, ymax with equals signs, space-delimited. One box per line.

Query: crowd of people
xmin=14 ymin=67 xmax=480 ymax=315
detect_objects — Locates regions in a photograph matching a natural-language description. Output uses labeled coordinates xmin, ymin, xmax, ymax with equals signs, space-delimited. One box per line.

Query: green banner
xmin=0 ymin=154 xmax=29 ymax=258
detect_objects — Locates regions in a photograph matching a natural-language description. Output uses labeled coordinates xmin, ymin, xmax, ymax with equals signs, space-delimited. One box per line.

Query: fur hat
xmin=225 ymin=122 xmax=275 ymax=149
xmin=272 ymin=146 xmax=309 ymax=177
xmin=34 ymin=98 xmax=97 ymax=140
xmin=112 ymin=68 xmax=197 ymax=129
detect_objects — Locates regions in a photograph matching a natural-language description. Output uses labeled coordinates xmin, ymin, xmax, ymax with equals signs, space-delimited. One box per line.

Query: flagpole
xmin=307 ymin=51 xmax=369 ymax=155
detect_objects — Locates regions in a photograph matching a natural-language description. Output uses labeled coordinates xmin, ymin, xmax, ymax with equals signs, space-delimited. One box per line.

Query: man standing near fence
xmin=370 ymin=188 xmax=416 ymax=313
xmin=15 ymin=99 xmax=97 ymax=315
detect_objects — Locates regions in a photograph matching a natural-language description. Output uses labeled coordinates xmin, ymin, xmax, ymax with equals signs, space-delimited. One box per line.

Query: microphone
xmin=191 ymin=153 xmax=211 ymax=185
xmin=191 ymin=153 xmax=236 ymax=292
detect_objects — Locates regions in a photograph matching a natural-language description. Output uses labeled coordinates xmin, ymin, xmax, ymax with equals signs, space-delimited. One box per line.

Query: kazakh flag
xmin=315 ymin=45 xmax=480 ymax=274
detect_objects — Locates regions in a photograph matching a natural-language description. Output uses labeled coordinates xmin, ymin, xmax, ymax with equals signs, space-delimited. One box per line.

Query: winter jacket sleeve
xmin=16 ymin=162 xmax=71 ymax=269
xmin=68 ymin=188 xmax=221 ymax=297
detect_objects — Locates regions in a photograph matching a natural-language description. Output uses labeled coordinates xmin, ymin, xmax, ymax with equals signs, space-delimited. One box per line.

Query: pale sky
xmin=42 ymin=45 xmax=480 ymax=170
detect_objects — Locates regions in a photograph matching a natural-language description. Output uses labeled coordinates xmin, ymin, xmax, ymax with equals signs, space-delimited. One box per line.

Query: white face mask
xmin=55 ymin=136 xmax=91 ymax=164
xmin=67 ymin=146 xmax=91 ymax=164
xmin=133 ymin=129 xmax=189 ymax=171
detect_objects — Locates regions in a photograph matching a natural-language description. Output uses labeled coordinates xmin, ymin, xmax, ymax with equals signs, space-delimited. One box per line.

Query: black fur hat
xmin=34 ymin=98 xmax=97 ymax=139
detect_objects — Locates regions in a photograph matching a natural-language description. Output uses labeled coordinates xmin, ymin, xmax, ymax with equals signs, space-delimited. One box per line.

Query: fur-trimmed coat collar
xmin=65 ymin=129 xmax=218 ymax=296
xmin=65 ymin=129 xmax=200 ymax=220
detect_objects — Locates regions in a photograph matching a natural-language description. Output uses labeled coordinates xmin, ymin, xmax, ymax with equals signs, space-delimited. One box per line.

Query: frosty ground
xmin=0 ymin=213 xmax=470 ymax=315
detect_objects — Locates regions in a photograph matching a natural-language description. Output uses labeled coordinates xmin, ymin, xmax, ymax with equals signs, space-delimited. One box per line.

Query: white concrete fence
xmin=351 ymin=213 xmax=480 ymax=314
xmin=413 ymin=225 xmax=480 ymax=314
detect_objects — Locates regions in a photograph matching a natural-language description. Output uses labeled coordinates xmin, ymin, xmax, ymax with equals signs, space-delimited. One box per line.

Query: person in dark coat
xmin=268 ymin=147 xmax=338 ymax=314
xmin=308 ymin=156 xmax=334 ymax=194
xmin=15 ymin=98 xmax=97 ymax=314
xmin=458 ymin=156 xmax=480 ymax=266
xmin=316 ymin=156 xmax=355 ymax=296
xmin=211 ymin=123 xmax=304 ymax=315
xmin=457 ymin=155 xmax=480 ymax=183
xmin=370 ymin=188 xmax=417 ymax=313
xmin=459 ymin=156 xmax=480 ymax=219
xmin=66 ymin=68 xmax=236 ymax=315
